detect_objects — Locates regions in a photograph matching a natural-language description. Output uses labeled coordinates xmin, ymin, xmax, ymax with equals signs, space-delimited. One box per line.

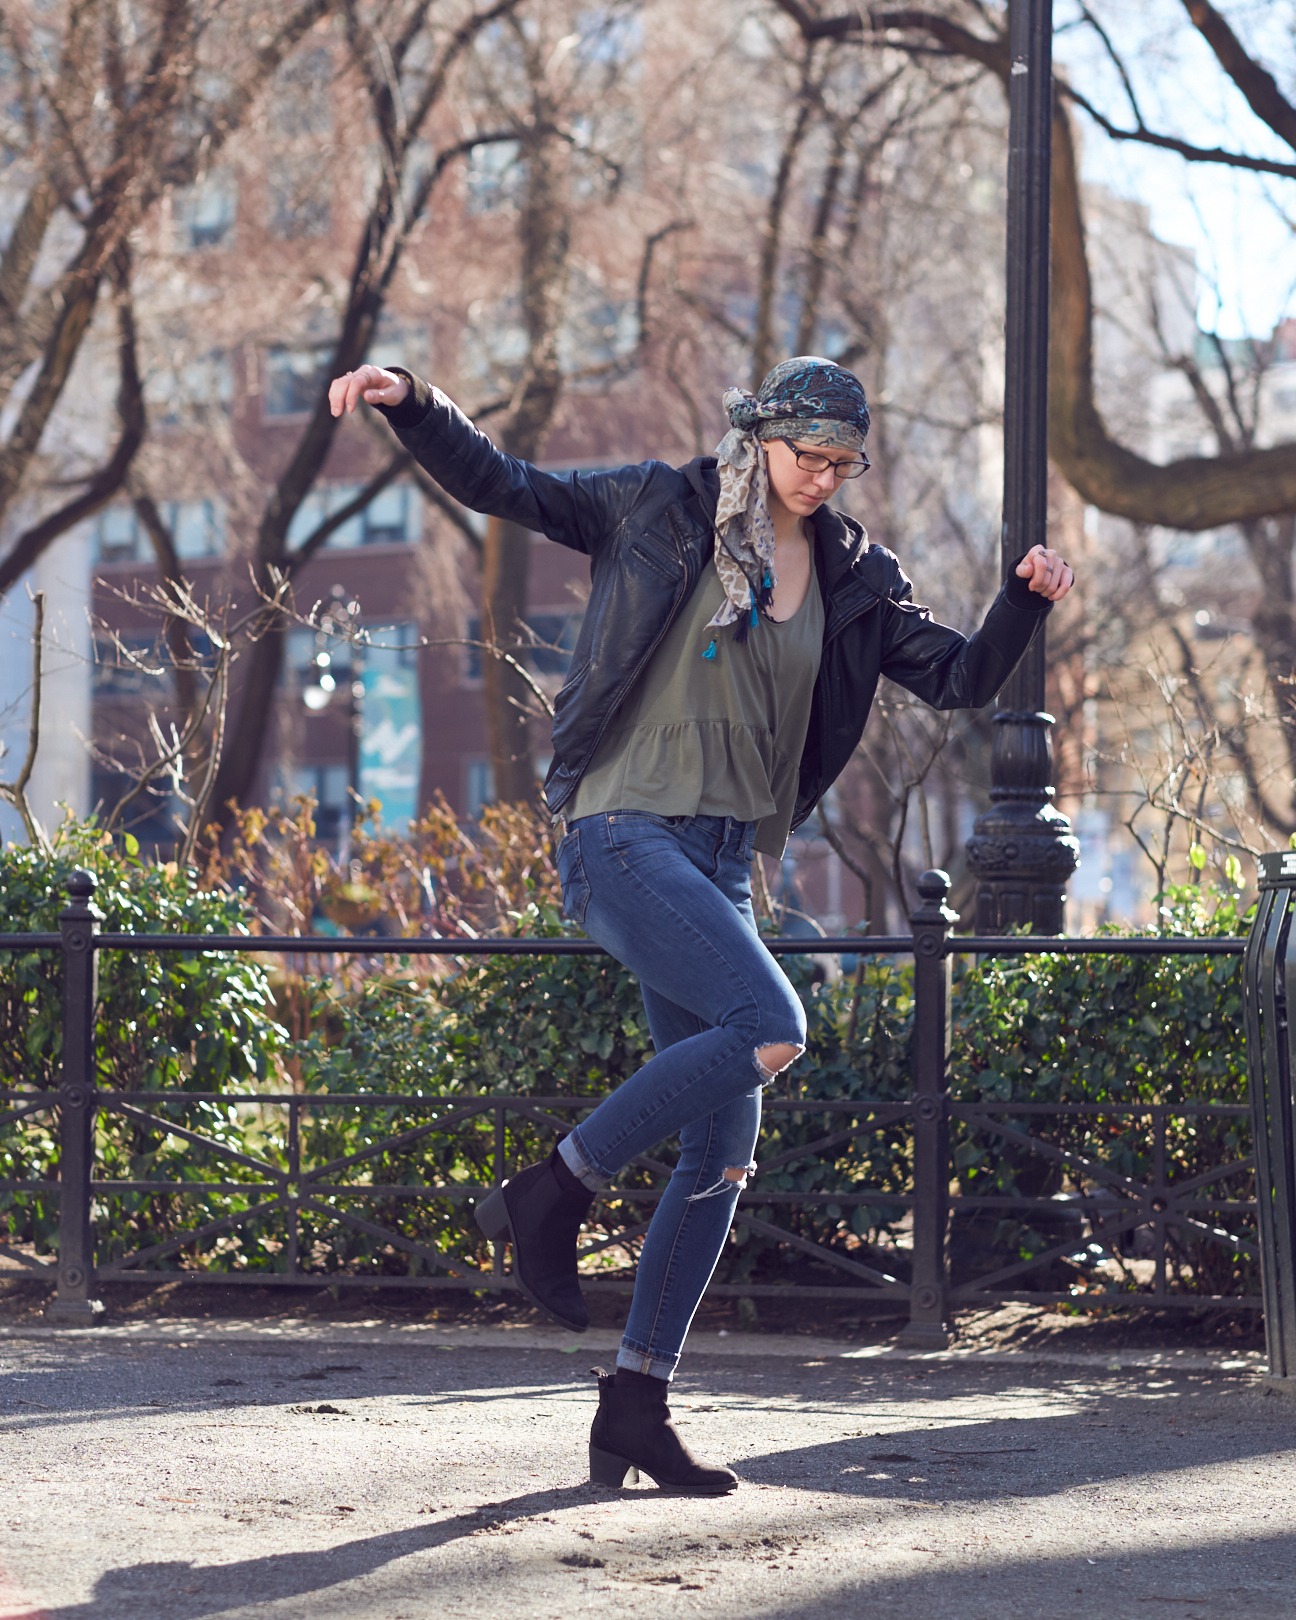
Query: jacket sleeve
xmin=375 ymin=371 xmax=649 ymax=557
xmin=878 ymin=558 xmax=1050 ymax=710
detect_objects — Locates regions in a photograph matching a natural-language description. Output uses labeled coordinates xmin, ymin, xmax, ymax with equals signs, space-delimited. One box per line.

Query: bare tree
xmin=0 ymin=0 xmax=332 ymax=590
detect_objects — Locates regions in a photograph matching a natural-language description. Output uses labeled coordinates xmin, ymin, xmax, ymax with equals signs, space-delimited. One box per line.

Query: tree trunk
xmin=1243 ymin=515 xmax=1296 ymax=815
xmin=205 ymin=591 xmax=290 ymax=821
xmin=480 ymin=513 xmax=537 ymax=804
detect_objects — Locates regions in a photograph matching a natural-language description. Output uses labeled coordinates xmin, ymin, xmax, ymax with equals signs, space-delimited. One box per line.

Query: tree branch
xmin=1048 ymin=95 xmax=1296 ymax=528
xmin=1180 ymin=0 xmax=1296 ymax=153
xmin=1060 ymin=80 xmax=1296 ymax=180
xmin=285 ymin=453 xmax=410 ymax=575
xmin=0 ymin=241 xmax=145 ymax=596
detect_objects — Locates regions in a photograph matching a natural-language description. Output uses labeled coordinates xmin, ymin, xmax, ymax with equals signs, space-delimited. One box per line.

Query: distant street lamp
xmin=300 ymin=587 xmax=365 ymax=856
xmin=966 ymin=0 xmax=1079 ymax=932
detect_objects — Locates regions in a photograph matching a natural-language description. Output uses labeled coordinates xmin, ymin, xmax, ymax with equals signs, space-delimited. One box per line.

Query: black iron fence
xmin=0 ymin=869 xmax=1255 ymax=1339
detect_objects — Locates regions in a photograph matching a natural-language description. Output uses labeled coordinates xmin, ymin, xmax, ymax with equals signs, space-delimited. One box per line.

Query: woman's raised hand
xmin=328 ymin=364 xmax=410 ymax=417
xmin=1015 ymin=544 xmax=1074 ymax=603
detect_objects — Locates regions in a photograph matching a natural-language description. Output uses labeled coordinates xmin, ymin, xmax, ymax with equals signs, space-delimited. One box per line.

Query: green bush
xmin=0 ymin=825 xmax=284 ymax=1260
xmin=0 ymin=825 xmax=1257 ymax=1304
xmin=269 ymin=900 xmax=653 ymax=1279
xmin=949 ymin=883 xmax=1253 ymax=1298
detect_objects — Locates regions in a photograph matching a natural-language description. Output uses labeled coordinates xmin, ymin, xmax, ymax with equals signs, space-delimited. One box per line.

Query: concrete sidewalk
xmin=0 ymin=1319 xmax=1290 ymax=1620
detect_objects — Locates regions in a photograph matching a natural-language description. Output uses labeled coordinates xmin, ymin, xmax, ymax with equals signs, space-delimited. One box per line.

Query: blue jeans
xmin=554 ymin=811 xmax=807 ymax=1379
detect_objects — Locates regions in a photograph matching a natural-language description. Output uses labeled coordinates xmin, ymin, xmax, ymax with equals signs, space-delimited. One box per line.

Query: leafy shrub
xmin=0 ymin=824 xmax=284 ymax=1259
xmin=949 ymin=883 xmax=1253 ymax=1297
xmin=0 ymin=818 xmax=1257 ymax=1305
xmin=271 ymin=900 xmax=652 ymax=1278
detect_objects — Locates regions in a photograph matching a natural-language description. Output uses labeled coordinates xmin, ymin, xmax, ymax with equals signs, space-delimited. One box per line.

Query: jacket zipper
xmin=796 ymin=581 xmax=879 ymax=830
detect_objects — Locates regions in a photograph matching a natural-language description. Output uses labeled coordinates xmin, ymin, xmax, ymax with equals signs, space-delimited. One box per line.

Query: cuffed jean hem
xmin=557 ymin=1129 xmax=609 ymax=1193
xmin=616 ymin=1342 xmax=677 ymax=1381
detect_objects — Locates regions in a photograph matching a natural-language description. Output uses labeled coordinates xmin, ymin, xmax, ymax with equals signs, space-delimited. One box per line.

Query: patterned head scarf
xmin=709 ymin=356 xmax=871 ymax=646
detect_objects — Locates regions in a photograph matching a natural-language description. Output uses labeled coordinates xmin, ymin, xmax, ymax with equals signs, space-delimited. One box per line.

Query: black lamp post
xmin=301 ymin=586 xmax=365 ymax=858
xmin=966 ymin=0 xmax=1079 ymax=932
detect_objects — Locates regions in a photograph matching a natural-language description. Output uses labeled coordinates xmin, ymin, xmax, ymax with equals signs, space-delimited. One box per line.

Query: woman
xmin=328 ymin=356 xmax=1073 ymax=1495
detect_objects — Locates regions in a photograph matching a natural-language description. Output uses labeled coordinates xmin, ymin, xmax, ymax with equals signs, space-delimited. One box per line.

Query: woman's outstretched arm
xmin=879 ymin=544 xmax=1074 ymax=712
xmin=328 ymin=363 xmax=645 ymax=556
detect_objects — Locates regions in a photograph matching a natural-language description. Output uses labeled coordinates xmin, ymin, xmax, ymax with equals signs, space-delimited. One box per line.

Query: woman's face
xmin=763 ymin=437 xmax=857 ymax=521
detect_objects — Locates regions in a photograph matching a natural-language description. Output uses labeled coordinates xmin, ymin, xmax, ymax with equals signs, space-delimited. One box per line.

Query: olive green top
xmin=569 ymin=560 xmax=824 ymax=856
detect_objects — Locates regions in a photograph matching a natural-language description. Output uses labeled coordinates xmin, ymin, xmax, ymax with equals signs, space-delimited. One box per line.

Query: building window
xmin=268 ymin=171 xmax=331 ymax=239
xmin=92 ymin=633 xmax=160 ymax=698
xmin=285 ymin=764 xmax=351 ymax=848
xmin=466 ymin=759 xmax=495 ymax=819
xmin=96 ymin=506 xmax=143 ymax=564
xmin=265 ymin=346 xmax=331 ymax=417
xmin=462 ymin=297 xmax=529 ymax=390
xmin=92 ymin=630 xmax=213 ymax=699
xmin=147 ymin=348 xmax=234 ymax=425
xmin=270 ymin=48 xmax=333 ymax=138
xmin=359 ymin=485 xmax=411 ymax=546
xmin=287 ymin=492 xmax=337 ymax=550
xmin=463 ymin=610 xmax=582 ymax=682
xmin=464 ymin=139 xmax=521 ymax=214
xmin=169 ymin=499 xmax=225 ymax=561
xmin=286 ymin=483 xmax=416 ymax=550
xmin=366 ymin=316 xmax=429 ymax=380
xmin=174 ymin=172 xmax=237 ymax=250
xmin=364 ymin=619 xmax=419 ymax=668
xmin=559 ymin=294 xmax=637 ymax=376
xmin=94 ymin=500 xmax=224 ymax=564
xmin=89 ymin=766 xmax=178 ymax=853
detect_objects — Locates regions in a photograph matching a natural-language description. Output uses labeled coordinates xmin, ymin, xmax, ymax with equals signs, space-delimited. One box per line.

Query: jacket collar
xmin=811 ymin=504 xmax=869 ymax=583
xmin=682 ymin=456 xmax=719 ymax=508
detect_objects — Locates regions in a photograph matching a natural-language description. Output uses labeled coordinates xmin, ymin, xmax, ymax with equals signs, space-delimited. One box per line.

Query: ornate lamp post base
xmin=967 ymin=801 xmax=1079 ymax=934
xmin=968 ymin=707 xmax=1079 ymax=934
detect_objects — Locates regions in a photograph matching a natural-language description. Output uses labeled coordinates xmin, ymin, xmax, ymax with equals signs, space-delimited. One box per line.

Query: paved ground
xmin=0 ymin=1319 xmax=1290 ymax=1620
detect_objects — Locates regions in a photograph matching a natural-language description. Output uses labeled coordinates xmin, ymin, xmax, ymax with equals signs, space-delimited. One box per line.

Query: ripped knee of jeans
xmin=754 ymin=1041 xmax=805 ymax=1085
xmin=686 ymin=1161 xmax=758 ymax=1202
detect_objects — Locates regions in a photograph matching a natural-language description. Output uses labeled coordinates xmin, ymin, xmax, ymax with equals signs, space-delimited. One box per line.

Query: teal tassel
xmin=750 ymin=603 xmax=760 ymax=626
xmin=762 ymin=568 xmax=773 ymax=590
xmin=702 ymin=637 xmax=717 ymax=661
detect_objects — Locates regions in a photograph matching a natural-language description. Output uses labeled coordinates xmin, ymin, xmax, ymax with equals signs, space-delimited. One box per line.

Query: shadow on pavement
xmin=737 ymin=1372 xmax=1295 ymax=1500
xmin=2 ymin=1485 xmax=599 ymax=1620
xmin=748 ymin=1530 xmax=1296 ymax=1620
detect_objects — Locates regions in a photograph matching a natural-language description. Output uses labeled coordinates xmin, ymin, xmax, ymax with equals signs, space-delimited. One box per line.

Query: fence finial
xmin=65 ymin=869 xmax=98 ymax=907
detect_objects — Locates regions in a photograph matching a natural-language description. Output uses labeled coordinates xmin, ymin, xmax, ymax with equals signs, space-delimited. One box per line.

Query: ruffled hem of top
xmin=576 ymin=719 xmax=792 ymax=823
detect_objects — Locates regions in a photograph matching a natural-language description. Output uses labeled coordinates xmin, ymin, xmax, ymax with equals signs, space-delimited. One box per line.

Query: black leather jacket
xmin=381 ymin=376 xmax=1051 ymax=830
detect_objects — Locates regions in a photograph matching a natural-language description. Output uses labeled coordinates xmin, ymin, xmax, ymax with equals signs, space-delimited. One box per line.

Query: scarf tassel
xmin=733 ymin=586 xmax=760 ymax=645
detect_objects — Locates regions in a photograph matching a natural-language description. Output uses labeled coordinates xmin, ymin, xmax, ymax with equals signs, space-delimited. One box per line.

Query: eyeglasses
xmin=780 ymin=438 xmax=871 ymax=479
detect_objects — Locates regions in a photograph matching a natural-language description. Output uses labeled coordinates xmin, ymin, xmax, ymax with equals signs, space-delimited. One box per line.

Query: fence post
xmin=45 ymin=869 xmax=103 ymax=1325
xmin=1245 ymin=851 xmax=1296 ymax=1384
xmin=899 ymin=869 xmax=956 ymax=1349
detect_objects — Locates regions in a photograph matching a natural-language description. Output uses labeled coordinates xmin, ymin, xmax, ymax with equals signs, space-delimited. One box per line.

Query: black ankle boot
xmin=588 ymin=1366 xmax=738 ymax=1495
xmin=474 ymin=1146 xmax=594 ymax=1331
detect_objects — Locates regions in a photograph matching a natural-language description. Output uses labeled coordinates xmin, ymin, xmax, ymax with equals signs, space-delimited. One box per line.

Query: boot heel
xmin=589 ymin=1443 xmax=639 ymax=1488
xmin=474 ymin=1187 xmax=510 ymax=1242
